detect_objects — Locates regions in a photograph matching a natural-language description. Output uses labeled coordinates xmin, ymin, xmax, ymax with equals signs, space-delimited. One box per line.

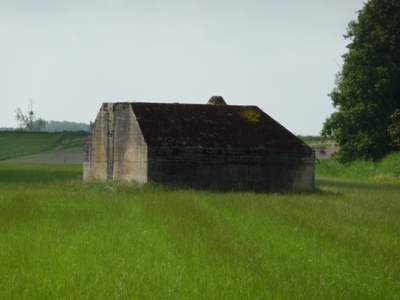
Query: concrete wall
xmin=83 ymin=103 xmax=148 ymax=181
xmin=112 ymin=103 xmax=147 ymax=182
xmin=83 ymin=103 xmax=114 ymax=180
xmin=147 ymin=147 xmax=314 ymax=191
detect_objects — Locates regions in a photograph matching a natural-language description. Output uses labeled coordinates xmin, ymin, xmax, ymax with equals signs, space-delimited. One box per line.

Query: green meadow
xmin=1 ymin=160 xmax=399 ymax=299
xmin=0 ymin=131 xmax=87 ymax=160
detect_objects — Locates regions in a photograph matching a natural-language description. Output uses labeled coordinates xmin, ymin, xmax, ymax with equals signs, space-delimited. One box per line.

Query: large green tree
xmin=322 ymin=0 xmax=400 ymax=163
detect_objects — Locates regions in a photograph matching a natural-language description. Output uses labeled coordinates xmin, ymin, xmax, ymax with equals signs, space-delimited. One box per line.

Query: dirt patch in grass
xmin=7 ymin=147 xmax=83 ymax=164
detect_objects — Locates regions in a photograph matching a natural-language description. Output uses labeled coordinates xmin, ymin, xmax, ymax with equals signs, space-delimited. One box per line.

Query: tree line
xmin=44 ymin=120 xmax=91 ymax=132
xmin=0 ymin=121 xmax=91 ymax=132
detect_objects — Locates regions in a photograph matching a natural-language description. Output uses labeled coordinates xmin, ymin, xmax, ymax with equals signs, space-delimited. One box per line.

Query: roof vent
xmin=207 ymin=96 xmax=227 ymax=105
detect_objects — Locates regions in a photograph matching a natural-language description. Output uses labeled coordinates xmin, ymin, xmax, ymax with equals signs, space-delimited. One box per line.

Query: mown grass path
xmin=0 ymin=163 xmax=399 ymax=299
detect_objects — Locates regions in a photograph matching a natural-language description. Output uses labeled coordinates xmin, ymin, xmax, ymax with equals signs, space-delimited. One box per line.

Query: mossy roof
xmin=126 ymin=102 xmax=311 ymax=153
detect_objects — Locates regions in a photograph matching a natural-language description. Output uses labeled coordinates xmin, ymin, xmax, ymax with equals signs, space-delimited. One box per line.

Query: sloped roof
xmin=126 ymin=102 xmax=311 ymax=153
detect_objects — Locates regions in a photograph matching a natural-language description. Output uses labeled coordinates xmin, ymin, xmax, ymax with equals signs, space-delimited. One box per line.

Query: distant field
xmin=298 ymin=135 xmax=336 ymax=147
xmin=5 ymin=147 xmax=84 ymax=164
xmin=0 ymin=162 xmax=399 ymax=299
xmin=0 ymin=131 xmax=88 ymax=164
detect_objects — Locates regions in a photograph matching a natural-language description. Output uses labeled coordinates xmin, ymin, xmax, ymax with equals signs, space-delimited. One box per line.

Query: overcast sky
xmin=0 ymin=0 xmax=365 ymax=135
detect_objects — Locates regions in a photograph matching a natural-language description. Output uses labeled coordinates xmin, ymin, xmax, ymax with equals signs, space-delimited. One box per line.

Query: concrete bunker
xmin=84 ymin=97 xmax=315 ymax=191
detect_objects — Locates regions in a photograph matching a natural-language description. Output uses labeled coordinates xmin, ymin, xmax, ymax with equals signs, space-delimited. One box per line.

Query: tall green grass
xmin=1 ymin=162 xmax=399 ymax=299
xmin=317 ymin=152 xmax=400 ymax=183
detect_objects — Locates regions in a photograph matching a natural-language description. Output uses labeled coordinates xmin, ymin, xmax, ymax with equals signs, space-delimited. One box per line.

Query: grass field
xmin=1 ymin=162 xmax=399 ymax=299
xmin=0 ymin=131 xmax=88 ymax=160
xmin=317 ymin=152 xmax=400 ymax=183
xmin=298 ymin=135 xmax=336 ymax=147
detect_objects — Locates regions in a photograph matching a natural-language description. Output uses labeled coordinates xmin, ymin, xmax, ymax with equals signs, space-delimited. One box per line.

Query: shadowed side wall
xmin=244 ymin=150 xmax=315 ymax=191
xmin=290 ymin=154 xmax=315 ymax=190
xmin=147 ymin=147 xmax=314 ymax=191
xmin=133 ymin=102 xmax=314 ymax=191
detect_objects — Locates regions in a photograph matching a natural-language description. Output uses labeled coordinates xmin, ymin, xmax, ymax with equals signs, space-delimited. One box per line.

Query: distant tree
xmin=0 ymin=127 xmax=15 ymax=131
xmin=15 ymin=99 xmax=47 ymax=132
xmin=45 ymin=120 xmax=91 ymax=132
xmin=321 ymin=0 xmax=400 ymax=163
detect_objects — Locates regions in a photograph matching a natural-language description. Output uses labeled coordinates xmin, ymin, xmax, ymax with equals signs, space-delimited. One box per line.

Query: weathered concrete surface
xmin=83 ymin=103 xmax=112 ymax=180
xmin=207 ymin=96 xmax=227 ymax=105
xmin=84 ymin=103 xmax=147 ymax=182
xmin=84 ymin=101 xmax=315 ymax=191
xmin=112 ymin=103 xmax=147 ymax=182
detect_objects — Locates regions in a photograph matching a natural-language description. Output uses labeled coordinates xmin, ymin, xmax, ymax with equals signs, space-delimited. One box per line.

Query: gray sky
xmin=0 ymin=0 xmax=365 ymax=135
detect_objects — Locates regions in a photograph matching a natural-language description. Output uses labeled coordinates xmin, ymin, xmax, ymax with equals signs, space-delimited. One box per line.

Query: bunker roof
xmin=121 ymin=101 xmax=311 ymax=153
